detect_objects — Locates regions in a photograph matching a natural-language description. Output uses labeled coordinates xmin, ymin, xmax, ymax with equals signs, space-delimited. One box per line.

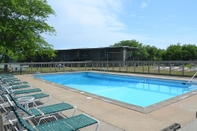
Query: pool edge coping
xmin=33 ymin=71 xmax=197 ymax=114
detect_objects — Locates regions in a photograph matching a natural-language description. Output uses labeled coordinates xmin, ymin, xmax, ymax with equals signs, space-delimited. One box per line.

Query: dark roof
xmin=56 ymin=46 xmax=139 ymax=51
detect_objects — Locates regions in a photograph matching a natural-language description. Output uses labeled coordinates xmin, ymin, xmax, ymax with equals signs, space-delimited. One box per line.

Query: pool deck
xmin=16 ymin=73 xmax=197 ymax=131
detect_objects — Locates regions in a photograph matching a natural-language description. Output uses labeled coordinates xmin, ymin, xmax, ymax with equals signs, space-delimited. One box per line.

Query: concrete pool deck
xmin=16 ymin=73 xmax=197 ymax=131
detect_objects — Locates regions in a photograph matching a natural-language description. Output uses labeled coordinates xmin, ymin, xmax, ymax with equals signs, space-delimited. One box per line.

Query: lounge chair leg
xmin=83 ymin=114 xmax=100 ymax=131
xmin=45 ymin=96 xmax=51 ymax=105
xmin=8 ymin=119 xmax=19 ymax=131
xmin=72 ymin=106 xmax=77 ymax=116
xmin=95 ymin=122 xmax=100 ymax=131
xmin=33 ymin=101 xmax=37 ymax=107
xmin=0 ymin=104 xmax=7 ymax=113
xmin=0 ymin=96 xmax=5 ymax=103
xmin=0 ymin=115 xmax=3 ymax=131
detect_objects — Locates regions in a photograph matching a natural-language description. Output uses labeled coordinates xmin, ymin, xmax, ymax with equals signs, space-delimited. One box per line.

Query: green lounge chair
xmin=9 ymin=94 xmax=76 ymax=119
xmin=29 ymin=102 xmax=76 ymax=117
xmin=4 ymin=88 xmax=50 ymax=105
xmin=12 ymin=88 xmax=42 ymax=95
xmin=6 ymin=95 xmax=99 ymax=131
xmin=0 ymin=74 xmax=13 ymax=77
xmin=0 ymin=92 xmax=51 ymax=113
xmin=15 ymin=92 xmax=51 ymax=104
xmin=2 ymin=77 xmax=20 ymax=82
xmin=6 ymin=81 xmax=28 ymax=86
xmin=11 ymin=84 xmax=31 ymax=90
xmin=4 ymin=87 xmax=48 ymax=101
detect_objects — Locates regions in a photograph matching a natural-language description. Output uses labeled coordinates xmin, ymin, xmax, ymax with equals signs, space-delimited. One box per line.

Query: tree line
xmin=111 ymin=40 xmax=197 ymax=61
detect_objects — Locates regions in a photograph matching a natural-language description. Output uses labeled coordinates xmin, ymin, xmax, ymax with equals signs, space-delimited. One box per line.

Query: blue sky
xmin=45 ymin=0 xmax=197 ymax=50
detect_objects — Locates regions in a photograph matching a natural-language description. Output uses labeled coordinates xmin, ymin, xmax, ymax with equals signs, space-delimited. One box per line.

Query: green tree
xmin=144 ymin=45 xmax=159 ymax=61
xmin=111 ymin=39 xmax=149 ymax=60
xmin=164 ymin=43 xmax=182 ymax=60
xmin=158 ymin=49 xmax=166 ymax=61
xmin=182 ymin=44 xmax=197 ymax=60
xmin=138 ymin=46 xmax=149 ymax=60
xmin=0 ymin=0 xmax=56 ymax=71
xmin=146 ymin=46 xmax=164 ymax=61
xmin=111 ymin=39 xmax=141 ymax=47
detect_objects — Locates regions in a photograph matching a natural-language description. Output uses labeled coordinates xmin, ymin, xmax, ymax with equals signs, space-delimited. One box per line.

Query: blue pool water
xmin=36 ymin=72 xmax=197 ymax=107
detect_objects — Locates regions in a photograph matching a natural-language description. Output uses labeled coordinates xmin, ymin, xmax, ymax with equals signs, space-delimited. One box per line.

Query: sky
xmin=45 ymin=0 xmax=197 ymax=50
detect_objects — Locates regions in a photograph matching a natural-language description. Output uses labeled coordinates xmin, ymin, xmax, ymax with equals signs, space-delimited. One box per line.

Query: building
xmin=37 ymin=46 xmax=139 ymax=62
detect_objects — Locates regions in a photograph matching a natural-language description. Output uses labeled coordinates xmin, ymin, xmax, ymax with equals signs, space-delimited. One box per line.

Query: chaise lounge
xmin=6 ymin=95 xmax=100 ymax=131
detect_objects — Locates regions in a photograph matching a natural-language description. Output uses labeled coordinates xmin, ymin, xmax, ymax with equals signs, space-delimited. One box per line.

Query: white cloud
xmin=130 ymin=14 xmax=136 ymax=17
xmin=139 ymin=16 xmax=145 ymax=19
xmin=40 ymin=0 xmax=197 ymax=51
xmin=164 ymin=15 xmax=173 ymax=20
xmin=48 ymin=0 xmax=126 ymax=30
xmin=180 ymin=27 xmax=197 ymax=31
xmin=45 ymin=0 xmax=148 ymax=49
xmin=141 ymin=2 xmax=148 ymax=8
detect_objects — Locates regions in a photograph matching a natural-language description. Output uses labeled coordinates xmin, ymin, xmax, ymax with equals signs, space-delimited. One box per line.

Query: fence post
xmin=92 ymin=62 xmax=93 ymax=70
xmin=63 ymin=63 xmax=64 ymax=72
xmin=158 ymin=63 xmax=160 ymax=74
xmin=182 ymin=64 xmax=184 ymax=76
xmin=169 ymin=64 xmax=172 ymax=75
xmin=49 ymin=63 xmax=51 ymax=72
xmin=126 ymin=62 xmax=128 ymax=73
xmin=41 ymin=64 xmax=42 ymax=73
xmin=119 ymin=62 xmax=121 ymax=71
xmin=31 ymin=63 xmax=33 ymax=74
xmin=142 ymin=62 xmax=144 ymax=73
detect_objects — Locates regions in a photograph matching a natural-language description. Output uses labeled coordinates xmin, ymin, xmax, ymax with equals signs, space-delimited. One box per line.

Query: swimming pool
xmin=36 ymin=72 xmax=197 ymax=112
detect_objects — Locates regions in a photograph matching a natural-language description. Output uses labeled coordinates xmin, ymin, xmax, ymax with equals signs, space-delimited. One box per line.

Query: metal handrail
xmin=188 ymin=71 xmax=197 ymax=83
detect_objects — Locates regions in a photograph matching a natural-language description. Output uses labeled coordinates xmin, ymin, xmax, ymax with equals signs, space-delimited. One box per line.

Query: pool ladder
xmin=188 ymin=71 xmax=197 ymax=83
xmin=34 ymin=71 xmax=41 ymax=78
xmin=101 ymin=68 xmax=108 ymax=74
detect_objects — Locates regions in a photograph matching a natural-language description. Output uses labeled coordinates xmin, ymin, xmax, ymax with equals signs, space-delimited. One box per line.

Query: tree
xmin=158 ymin=49 xmax=166 ymax=61
xmin=111 ymin=39 xmax=142 ymax=47
xmin=0 ymin=0 xmax=56 ymax=71
xmin=144 ymin=45 xmax=158 ymax=61
xmin=164 ymin=43 xmax=182 ymax=60
xmin=182 ymin=44 xmax=197 ymax=60
xmin=111 ymin=39 xmax=149 ymax=60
